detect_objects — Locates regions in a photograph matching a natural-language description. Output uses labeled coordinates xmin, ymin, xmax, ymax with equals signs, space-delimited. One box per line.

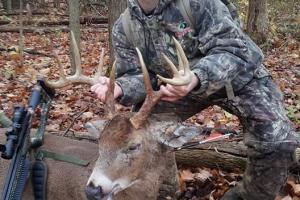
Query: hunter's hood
xmin=127 ymin=0 xmax=173 ymax=19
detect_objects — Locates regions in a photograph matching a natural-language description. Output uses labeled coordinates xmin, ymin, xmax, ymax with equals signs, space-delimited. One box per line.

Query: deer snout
xmin=86 ymin=182 xmax=104 ymax=200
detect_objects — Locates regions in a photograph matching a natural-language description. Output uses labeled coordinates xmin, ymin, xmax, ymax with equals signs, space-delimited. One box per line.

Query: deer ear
xmin=157 ymin=125 xmax=201 ymax=148
xmin=84 ymin=120 xmax=108 ymax=139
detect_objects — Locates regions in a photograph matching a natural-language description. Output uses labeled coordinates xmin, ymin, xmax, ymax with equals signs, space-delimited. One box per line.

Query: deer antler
xmin=45 ymin=31 xmax=105 ymax=88
xmin=130 ymin=37 xmax=192 ymax=129
xmin=105 ymin=61 xmax=116 ymax=119
xmin=45 ymin=31 xmax=116 ymax=117
xmin=157 ymin=37 xmax=193 ymax=86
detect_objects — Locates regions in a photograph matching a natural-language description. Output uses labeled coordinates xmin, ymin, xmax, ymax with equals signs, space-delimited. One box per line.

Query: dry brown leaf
xmin=209 ymin=190 xmax=216 ymax=200
xmin=195 ymin=169 xmax=212 ymax=182
xmin=281 ymin=195 xmax=293 ymax=200
xmin=82 ymin=112 xmax=94 ymax=120
xmin=287 ymin=180 xmax=300 ymax=197
xmin=46 ymin=124 xmax=60 ymax=132
xmin=179 ymin=170 xmax=194 ymax=182
xmin=40 ymin=68 xmax=50 ymax=76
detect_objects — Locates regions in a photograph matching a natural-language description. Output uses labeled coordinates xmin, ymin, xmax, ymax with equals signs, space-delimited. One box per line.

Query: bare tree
xmin=108 ymin=0 xmax=127 ymax=66
xmin=69 ymin=0 xmax=80 ymax=74
xmin=7 ymin=0 xmax=12 ymax=13
xmin=54 ymin=0 xmax=60 ymax=9
xmin=2 ymin=0 xmax=26 ymax=12
xmin=246 ymin=0 xmax=269 ymax=44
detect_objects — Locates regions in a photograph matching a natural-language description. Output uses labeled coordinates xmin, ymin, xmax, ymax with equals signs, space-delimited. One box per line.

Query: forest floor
xmin=0 ymin=9 xmax=299 ymax=200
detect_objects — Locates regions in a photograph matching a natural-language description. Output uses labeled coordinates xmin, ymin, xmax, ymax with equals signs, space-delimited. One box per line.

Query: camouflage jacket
xmin=112 ymin=0 xmax=267 ymax=106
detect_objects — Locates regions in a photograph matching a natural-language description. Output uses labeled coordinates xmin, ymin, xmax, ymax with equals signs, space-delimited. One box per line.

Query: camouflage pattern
xmin=111 ymin=0 xmax=299 ymax=199
xmin=154 ymin=77 xmax=298 ymax=200
xmin=113 ymin=0 xmax=264 ymax=105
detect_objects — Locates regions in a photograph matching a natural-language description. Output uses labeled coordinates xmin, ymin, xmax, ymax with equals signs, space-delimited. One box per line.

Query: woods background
xmin=0 ymin=0 xmax=299 ymax=199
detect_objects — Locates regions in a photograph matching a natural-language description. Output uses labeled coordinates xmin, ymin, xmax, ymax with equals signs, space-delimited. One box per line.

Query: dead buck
xmin=46 ymin=33 xmax=199 ymax=200
xmin=83 ymin=38 xmax=200 ymax=199
xmin=0 ymin=32 xmax=199 ymax=200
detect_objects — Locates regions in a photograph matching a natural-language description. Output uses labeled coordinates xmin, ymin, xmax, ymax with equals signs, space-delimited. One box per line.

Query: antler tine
xmin=130 ymin=48 xmax=162 ymax=129
xmin=95 ymin=48 xmax=105 ymax=78
xmin=45 ymin=31 xmax=103 ymax=89
xmin=156 ymin=37 xmax=192 ymax=86
xmin=105 ymin=61 xmax=116 ymax=119
xmin=71 ymin=31 xmax=82 ymax=76
xmin=173 ymin=36 xmax=189 ymax=73
xmin=160 ymin=53 xmax=180 ymax=77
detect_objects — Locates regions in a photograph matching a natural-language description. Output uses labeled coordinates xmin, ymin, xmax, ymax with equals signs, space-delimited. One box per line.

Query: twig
xmin=63 ymin=107 xmax=89 ymax=136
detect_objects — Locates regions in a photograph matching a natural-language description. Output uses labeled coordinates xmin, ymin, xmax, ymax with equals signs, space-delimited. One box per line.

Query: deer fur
xmin=85 ymin=113 xmax=201 ymax=200
xmin=0 ymin=130 xmax=98 ymax=200
xmin=0 ymin=111 xmax=190 ymax=200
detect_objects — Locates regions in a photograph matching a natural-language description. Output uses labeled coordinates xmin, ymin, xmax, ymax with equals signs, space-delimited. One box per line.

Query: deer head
xmin=45 ymin=32 xmax=199 ymax=200
xmin=85 ymin=38 xmax=199 ymax=200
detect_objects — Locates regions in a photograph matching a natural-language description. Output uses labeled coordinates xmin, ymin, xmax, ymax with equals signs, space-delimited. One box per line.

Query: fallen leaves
xmin=178 ymin=168 xmax=242 ymax=200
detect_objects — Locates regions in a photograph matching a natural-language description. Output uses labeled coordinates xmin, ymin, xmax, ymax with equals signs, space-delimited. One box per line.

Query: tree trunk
xmin=54 ymin=0 xmax=60 ymax=9
xmin=12 ymin=0 xmax=26 ymax=10
xmin=69 ymin=0 xmax=80 ymax=74
xmin=7 ymin=0 xmax=12 ymax=13
xmin=108 ymin=0 xmax=127 ymax=67
xmin=246 ymin=0 xmax=269 ymax=44
xmin=2 ymin=0 xmax=25 ymax=12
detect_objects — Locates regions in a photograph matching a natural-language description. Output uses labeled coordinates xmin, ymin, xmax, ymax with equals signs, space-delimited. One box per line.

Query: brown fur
xmin=0 ymin=130 xmax=98 ymax=200
xmin=101 ymin=114 xmax=133 ymax=147
xmin=88 ymin=113 xmax=180 ymax=200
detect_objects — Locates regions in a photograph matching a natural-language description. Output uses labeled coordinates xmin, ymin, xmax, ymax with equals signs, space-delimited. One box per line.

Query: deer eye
xmin=128 ymin=144 xmax=141 ymax=151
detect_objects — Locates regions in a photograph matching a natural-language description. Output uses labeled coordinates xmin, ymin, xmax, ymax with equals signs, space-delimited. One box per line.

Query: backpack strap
xmin=122 ymin=1 xmax=196 ymax=46
xmin=175 ymin=0 xmax=195 ymax=30
xmin=121 ymin=8 xmax=135 ymax=47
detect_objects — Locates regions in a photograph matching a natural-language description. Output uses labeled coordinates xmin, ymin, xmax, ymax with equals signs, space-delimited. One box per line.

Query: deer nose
xmin=85 ymin=182 xmax=104 ymax=200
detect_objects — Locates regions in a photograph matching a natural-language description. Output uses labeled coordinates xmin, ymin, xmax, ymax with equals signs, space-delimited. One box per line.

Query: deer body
xmin=0 ymin=131 xmax=98 ymax=200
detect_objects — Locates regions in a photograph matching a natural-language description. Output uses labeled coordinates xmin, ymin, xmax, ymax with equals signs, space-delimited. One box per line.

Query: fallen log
xmin=0 ymin=16 xmax=108 ymax=26
xmin=0 ymin=25 xmax=108 ymax=33
xmin=24 ymin=16 xmax=108 ymax=26
xmin=175 ymin=140 xmax=300 ymax=173
xmin=0 ymin=19 xmax=10 ymax=25
xmin=0 ymin=11 xmax=49 ymax=16
xmin=0 ymin=26 xmax=69 ymax=33
xmin=175 ymin=140 xmax=248 ymax=171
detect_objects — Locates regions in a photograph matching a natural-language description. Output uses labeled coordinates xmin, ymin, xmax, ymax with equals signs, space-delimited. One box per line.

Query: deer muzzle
xmin=86 ymin=182 xmax=104 ymax=200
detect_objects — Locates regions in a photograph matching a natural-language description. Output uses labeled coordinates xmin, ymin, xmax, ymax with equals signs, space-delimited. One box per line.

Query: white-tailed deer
xmin=48 ymin=33 xmax=200 ymax=200
xmin=82 ymin=39 xmax=200 ymax=199
xmin=1 ymin=32 xmax=200 ymax=200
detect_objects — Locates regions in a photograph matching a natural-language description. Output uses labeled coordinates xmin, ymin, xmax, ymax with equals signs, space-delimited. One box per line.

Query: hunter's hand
xmin=160 ymin=73 xmax=199 ymax=102
xmin=90 ymin=76 xmax=123 ymax=102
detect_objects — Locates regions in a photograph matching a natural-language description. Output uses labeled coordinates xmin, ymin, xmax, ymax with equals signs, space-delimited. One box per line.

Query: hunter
xmin=91 ymin=0 xmax=299 ymax=199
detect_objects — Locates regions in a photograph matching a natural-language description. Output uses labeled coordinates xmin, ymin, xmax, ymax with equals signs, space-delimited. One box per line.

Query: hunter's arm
xmin=112 ymin=17 xmax=147 ymax=106
xmin=189 ymin=0 xmax=264 ymax=96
